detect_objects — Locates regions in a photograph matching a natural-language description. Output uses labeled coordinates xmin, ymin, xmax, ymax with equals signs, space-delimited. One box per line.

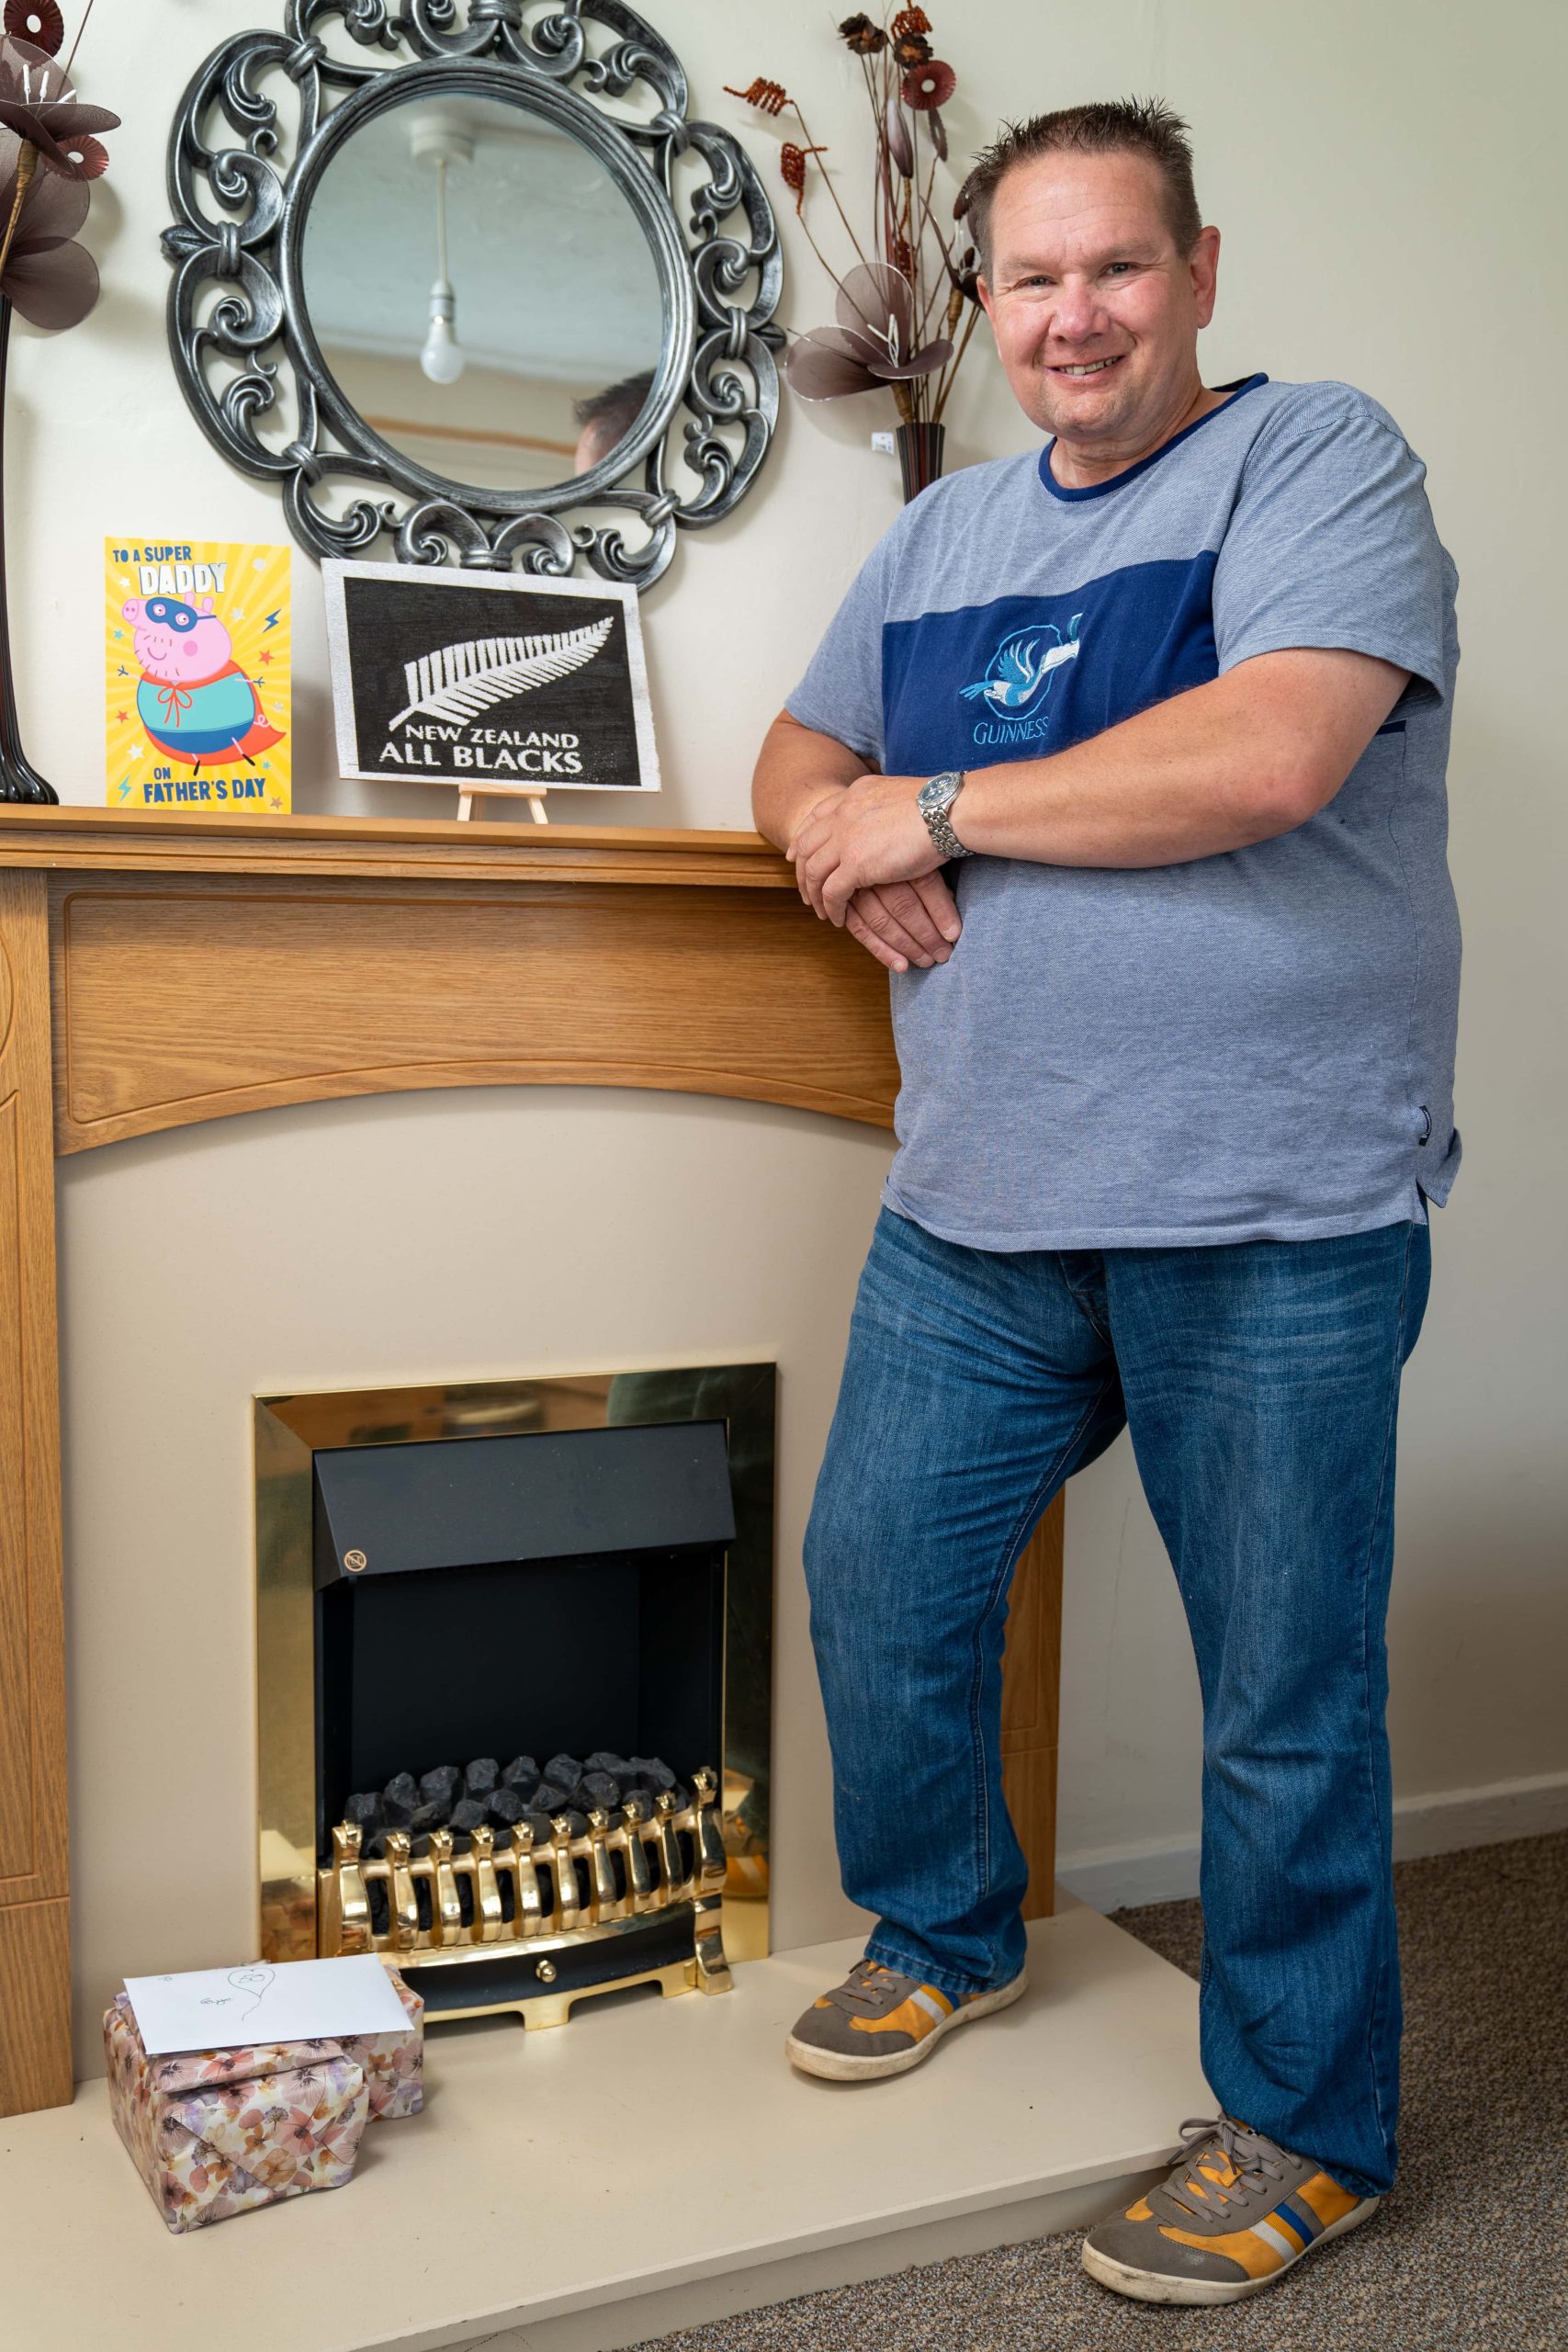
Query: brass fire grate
xmin=319 ymin=1770 xmax=730 ymax=2027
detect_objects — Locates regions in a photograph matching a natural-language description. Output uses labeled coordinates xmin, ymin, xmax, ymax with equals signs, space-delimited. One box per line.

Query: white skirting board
xmin=0 ymin=1904 xmax=1206 ymax=2352
xmin=1057 ymin=1767 xmax=1568 ymax=1914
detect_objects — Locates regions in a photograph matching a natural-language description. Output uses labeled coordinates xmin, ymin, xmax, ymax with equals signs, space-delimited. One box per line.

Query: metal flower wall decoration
xmin=728 ymin=8 xmax=982 ymax=497
xmin=0 ymin=0 xmax=118 ymax=801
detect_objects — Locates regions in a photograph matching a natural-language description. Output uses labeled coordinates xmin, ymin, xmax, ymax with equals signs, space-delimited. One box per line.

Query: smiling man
xmin=752 ymin=101 xmax=1460 ymax=2309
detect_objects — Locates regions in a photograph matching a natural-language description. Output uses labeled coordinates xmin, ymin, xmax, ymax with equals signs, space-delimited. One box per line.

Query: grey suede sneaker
xmin=1082 ymin=2115 xmax=1380 ymax=2304
xmin=785 ymin=1956 xmax=1028 ymax=2081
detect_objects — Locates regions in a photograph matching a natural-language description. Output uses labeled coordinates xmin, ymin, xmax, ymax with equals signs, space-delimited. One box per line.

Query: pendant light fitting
xmin=408 ymin=109 xmax=473 ymax=388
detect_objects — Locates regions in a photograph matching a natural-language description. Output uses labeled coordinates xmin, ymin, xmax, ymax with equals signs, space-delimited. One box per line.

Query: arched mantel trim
xmin=22 ymin=811 xmax=898 ymax=1154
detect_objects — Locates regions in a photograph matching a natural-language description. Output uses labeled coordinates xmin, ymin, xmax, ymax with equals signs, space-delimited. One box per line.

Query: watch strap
xmin=918 ymin=770 xmax=972 ymax=860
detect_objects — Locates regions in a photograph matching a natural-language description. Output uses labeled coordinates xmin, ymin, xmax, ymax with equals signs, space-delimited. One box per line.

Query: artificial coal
xmin=420 ymin=1763 xmax=461 ymax=1810
xmin=344 ymin=1752 xmax=691 ymax=1855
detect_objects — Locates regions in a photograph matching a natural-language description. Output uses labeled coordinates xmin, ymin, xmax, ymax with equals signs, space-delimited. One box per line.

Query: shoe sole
xmin=785 ymin=1970 xmax=1029 ymax=2082
xmin=1080 ymin=2193 xmax=1380 ymax=2305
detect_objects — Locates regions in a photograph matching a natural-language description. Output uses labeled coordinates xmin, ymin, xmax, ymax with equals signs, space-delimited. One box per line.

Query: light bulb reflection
xmin=420 ymin=282 xmax=465 ymax=385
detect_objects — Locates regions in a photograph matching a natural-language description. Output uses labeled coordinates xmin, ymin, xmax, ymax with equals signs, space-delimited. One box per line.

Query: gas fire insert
xmin=255 ymin=1367 xmax=773 ymax=2028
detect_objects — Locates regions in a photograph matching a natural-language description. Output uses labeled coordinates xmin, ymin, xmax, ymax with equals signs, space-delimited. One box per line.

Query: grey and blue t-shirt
xmin=786 ymin=374 xmax=1461 ymax=1250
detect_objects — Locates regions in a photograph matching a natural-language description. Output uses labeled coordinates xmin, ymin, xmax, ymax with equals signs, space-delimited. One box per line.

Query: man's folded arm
xmin=954 ymin=645 xmax=1411 ymax=867
xmin=750 ymin=707 xmax=867 ymax=851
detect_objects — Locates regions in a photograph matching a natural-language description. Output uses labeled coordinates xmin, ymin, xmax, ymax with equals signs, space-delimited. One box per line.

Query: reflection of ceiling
xmin=302 ymin=97 xmax=666 ymax=382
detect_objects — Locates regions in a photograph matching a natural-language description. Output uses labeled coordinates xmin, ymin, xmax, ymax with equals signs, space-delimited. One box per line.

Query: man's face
xmin=978 ymin=151 xmax=1219 ymax=456
xmin=574 ymin=416 xmax=617 ymax=476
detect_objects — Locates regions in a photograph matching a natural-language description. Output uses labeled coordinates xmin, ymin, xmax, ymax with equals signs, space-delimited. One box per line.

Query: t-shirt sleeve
xmin=783 ymin=534 xmax=893 ymax=767
xmin=1213 ymin=398 xmax=1450 ymax=710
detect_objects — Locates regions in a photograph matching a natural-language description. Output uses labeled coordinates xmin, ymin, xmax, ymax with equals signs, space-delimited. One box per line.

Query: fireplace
xmin=254 ymin=1367 xmax=773 ymax=2027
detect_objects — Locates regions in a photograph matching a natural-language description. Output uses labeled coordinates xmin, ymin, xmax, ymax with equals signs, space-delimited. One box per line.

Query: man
xmin=751 ymin=99 xmax=1458 ymax=2310
xmin=572 ymin=368 xmax=655 ymax=477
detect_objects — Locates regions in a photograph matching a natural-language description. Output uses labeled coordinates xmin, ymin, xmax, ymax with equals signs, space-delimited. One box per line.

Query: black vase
xmin=896 ymin=420 xmax=946 ymax=503
xmin=0 ymin=298 xmax=58 ymax=803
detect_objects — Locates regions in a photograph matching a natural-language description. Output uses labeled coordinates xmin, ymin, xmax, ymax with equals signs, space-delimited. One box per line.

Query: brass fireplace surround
xmin=0 ymin=808 xmax=1064 ymax=2118
xmin=256 ymin=1364 xmax=775 ymax=2003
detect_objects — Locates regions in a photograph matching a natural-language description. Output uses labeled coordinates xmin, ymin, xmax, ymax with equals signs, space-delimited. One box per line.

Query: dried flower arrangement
xmin=728 ymin=8 xmax=983 ymax=500
xmin=0 ymin=0 xmax=117 ymax=329
xmin=0 ymin=0 xmax=118 ymax=802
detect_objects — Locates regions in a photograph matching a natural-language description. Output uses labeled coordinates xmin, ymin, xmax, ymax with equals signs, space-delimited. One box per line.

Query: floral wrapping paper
xmin=104 ymin=1996 xmax=368 ymax=2233
xmin=335 ymin=1968 xmax=424 ymax=2120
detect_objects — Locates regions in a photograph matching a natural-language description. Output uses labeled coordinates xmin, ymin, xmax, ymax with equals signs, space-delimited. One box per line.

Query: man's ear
xmin=1190 ymin=225 xmax=1222 ymax=331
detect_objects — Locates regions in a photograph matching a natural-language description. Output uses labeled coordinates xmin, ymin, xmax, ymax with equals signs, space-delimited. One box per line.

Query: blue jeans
xmin=804 ymin=1207 xmax=1430 ymax=2195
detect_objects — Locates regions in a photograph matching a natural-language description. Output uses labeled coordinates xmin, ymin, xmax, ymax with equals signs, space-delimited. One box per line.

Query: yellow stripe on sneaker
xmin=849 ymin=1987 xmax=954 ymax=2041
xmin=1295 ymin=2171 xmax=1362 ymax=2230
xmin=1161 ymin=2177 xmax=1357 ymax=2281
xmin=1157 ymin=2222 xmax=1292 ymax=2280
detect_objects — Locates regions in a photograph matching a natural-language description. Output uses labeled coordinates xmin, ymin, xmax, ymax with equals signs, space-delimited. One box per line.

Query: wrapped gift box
xmin=105 ymin=1996 xmax=368 ymax=2233
xmin=335 ymin=1967 xmax=424 ymax=2120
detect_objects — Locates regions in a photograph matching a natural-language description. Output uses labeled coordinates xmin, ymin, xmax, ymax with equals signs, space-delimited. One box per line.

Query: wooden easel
xmin=454 ymin=781 xmax=549 ymax=824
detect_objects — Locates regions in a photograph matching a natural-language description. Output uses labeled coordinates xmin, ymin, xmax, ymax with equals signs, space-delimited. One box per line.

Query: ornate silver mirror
xmin=164 ymin=4 xmax=783 ymax=589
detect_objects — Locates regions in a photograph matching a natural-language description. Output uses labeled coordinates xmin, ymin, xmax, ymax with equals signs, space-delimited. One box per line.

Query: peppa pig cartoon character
xmin=122 ymin=594 xmax=285 ymax=773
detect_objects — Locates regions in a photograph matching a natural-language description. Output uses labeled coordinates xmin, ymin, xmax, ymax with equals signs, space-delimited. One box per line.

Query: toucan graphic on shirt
xmin=960 ymin=612 xmax=1083 ymax=713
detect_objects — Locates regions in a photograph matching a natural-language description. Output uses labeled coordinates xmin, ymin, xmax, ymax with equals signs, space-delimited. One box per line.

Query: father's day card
xmin=105 ymin=537 xmax=292 ymax=811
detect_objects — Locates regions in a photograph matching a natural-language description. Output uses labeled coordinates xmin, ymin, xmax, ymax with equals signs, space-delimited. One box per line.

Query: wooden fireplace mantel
xmin=0 ymin=806 xmax=1063 ymax=2115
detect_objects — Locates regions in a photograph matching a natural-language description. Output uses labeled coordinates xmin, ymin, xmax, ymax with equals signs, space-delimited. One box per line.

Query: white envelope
xmin=124 ymin=1954 xmax=410 ymax=2056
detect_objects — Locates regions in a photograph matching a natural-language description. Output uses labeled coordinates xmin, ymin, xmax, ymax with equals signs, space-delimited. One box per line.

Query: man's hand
xmin=787 ymin=773 xmax=942 ymax=924
xmin=842 ymin=874 xmax=963 ymax=971
xmin=749 ymin=715 xmax=961 ymax=968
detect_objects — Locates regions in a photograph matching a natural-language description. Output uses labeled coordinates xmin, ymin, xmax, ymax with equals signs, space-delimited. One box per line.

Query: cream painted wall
xmin=24 ymin=0 xmax=1568 ymax=2048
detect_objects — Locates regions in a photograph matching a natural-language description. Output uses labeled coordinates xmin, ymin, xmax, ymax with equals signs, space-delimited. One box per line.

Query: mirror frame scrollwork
xmin=162 ymin=1 xmax=784 ymax=590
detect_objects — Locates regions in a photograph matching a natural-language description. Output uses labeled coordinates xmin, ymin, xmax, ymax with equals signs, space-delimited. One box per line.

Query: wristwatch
xmin=917 ymin=769 xmax=973 ymax=859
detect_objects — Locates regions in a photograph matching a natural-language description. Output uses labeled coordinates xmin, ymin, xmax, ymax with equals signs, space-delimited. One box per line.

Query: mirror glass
xmin=301 ymin=95 xmax=666 ymax=497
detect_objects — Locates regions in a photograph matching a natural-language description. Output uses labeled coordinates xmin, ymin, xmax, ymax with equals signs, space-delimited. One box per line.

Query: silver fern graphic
xmin=389 ymin=616 xmax=614 ymax=728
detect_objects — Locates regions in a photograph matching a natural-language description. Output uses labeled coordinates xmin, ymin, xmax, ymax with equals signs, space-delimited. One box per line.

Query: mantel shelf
xmin=0 ymin=805 xmax=795 ymax=889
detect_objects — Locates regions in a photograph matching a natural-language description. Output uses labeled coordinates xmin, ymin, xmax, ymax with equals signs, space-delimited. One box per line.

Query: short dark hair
xmin=572 ymin=368 xmax=656 ymax=443
xmin=963 ymin=97 xmax=1202 ymax=272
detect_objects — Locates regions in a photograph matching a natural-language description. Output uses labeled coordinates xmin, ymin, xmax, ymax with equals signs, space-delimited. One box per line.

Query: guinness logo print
xmin=321 ymin=560 xmax=660 ymax=797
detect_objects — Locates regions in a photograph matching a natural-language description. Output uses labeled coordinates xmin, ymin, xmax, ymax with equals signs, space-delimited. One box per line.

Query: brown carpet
xmin=630 ymin=1831 xmax=1568 ymax=2352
